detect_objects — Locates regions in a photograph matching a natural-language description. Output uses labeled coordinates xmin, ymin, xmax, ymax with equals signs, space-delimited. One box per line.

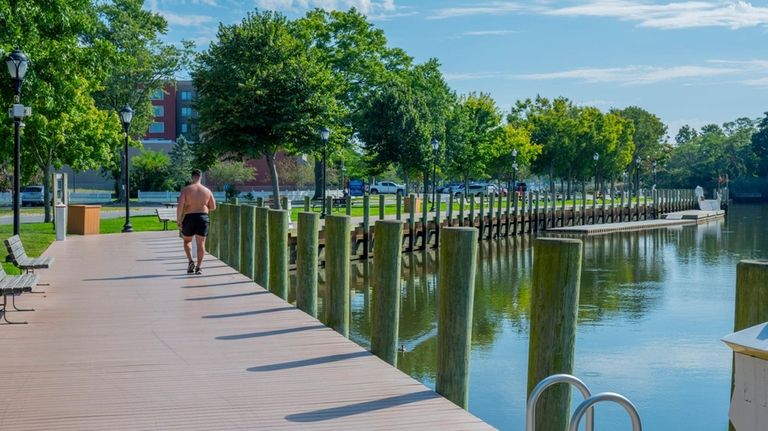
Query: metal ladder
xmin=525 ymin=374 xmax=642 ymax=431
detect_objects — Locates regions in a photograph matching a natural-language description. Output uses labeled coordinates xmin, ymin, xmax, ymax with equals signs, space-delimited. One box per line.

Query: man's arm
xmin=177 ymin=189 xmax=186 ymax=225
xmin=207 ymin=191 xmax=217 ymax=211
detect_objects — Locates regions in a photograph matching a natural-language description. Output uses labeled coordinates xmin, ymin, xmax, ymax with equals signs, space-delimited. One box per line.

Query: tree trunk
xmin=43 ymin=163 xmax=52 ymax=223
xmin=313 ymin=159 xmax=323 ymax=199
xmin=266 ymin=150 xmax=282 ymax=209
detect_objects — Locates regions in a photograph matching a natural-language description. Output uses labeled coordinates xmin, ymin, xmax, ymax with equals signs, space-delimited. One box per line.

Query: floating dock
xmin=546 ymin=210 xmax=725 ymax=236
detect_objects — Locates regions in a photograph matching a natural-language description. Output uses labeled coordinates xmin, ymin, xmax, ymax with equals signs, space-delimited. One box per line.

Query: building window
xmin=181 ymin=107 xmax=192 ymax=117
xmin=181 ymin=91 xmax=192 ymax=101
xmin=148 ymin=122 xmax=165 ymax=133
xmin=181 ymin=123 xmax=188 ymax=133
xmin=154 ymin=106 xmax=164 ymax=117
xmin=150 ymin=89 xmax=164 ymax=100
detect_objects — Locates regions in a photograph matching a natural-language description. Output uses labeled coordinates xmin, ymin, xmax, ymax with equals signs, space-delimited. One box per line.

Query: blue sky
xmin=147 ymin=0 xmax=768 ymax=138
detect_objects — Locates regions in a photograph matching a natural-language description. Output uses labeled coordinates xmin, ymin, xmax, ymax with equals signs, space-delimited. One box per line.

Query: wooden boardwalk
xmin=0 ymin=231 xmax=492 ymax=430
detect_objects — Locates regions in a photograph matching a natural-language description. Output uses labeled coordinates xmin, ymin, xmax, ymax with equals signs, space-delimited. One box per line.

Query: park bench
xmin=0 ymin=263 xmax=39 ymax=324
xmin=311 ymin=197 xmax=348 ymax=211
xmin=4 ymin=235 xmax=55 ymax=274
xmin=156 ymin=208 xmax=177 ymax=230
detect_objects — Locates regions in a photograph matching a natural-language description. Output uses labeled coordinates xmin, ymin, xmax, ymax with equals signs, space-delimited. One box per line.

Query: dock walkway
xmin=0 ymin=231 xmax=491 ymax=430
xmin=547 ymin=209 xmax=725 ymax=235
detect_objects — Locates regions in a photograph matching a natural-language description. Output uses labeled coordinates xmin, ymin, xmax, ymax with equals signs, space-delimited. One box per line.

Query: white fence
xmin=0 ymin=191 xmax=114 ymax=204
xmin=137 ymin=190 xmax=226 ymax=203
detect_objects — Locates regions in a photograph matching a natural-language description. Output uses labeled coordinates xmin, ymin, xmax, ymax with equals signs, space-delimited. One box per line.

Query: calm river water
xmin=293 ymin=204 xmax=768 ymax=430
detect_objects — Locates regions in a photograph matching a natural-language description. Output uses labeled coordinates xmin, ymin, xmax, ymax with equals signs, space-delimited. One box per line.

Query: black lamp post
xmin=119 ymin=105 xmax=133 ymax=233
xmin=431 ymin=138 xmax=439 ymax=211
xmin=634 ymin=156 xmax=641 ymax=204
xmin=6 ymin=48 xmax=30 ymax=237
xmin=593 ymin=152 xmax=599 ymax=199
xmin=320 ymin=127 xmax=330 ymax=219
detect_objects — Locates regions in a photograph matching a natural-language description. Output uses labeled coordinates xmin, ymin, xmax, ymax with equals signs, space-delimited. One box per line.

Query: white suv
xmin=369 ymin=181 xmax=405 ymax=195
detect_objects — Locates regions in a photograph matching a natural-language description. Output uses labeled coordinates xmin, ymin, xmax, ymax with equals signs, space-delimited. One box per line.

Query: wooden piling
xmin=325 ymin=196 xmax=333 ymax=217
xmin=379 ymin=194 xmax=385 ymax=220
xmin=469 ymin=195 xmax=475 ymax=228
xmin=396 ymin=194 xmax=403 ymax=220
xmin=735 ymin=260 xmax=768 ymax=332
xmin=303 ymin=196 xmax=310 ymax=212
xmin=267 ymin=209 xmax=289 ymax=300
xmin=370 ymin=220 xmax=405 ymax=366
xmin=447 ymin=192 xmax=454 ymax=227
xmin=363 ymin=194 xmax=371 ymax=259
xmin=296 ymin=212 xmax=319 ymax=317
xmin=520 ymin=192 xmax=526 ymax=233
xmin=408 ymin=194 xmax=416 ymax=251
xmin=514 ymin=192 xmax=519 ymax=233
xmin=229 ymin=204 xmax=241 ymax=271
xmin=240 ymin=205 xmax=256 ymax=280
xmin=487 ymin=192 xmax=494 ymax=241
xmin=256 ymin=197 xmax=264 ymax=207
xmin=325 ymin=215 xmax=351 ymax=337
xmin=527 ymin=238 xmax=583 ymax=431
xmin=436 ymin=227 xmax=479 ymax=409
xmin=459 ymin=193 xmax=465 ymax=227
xmin=254 ymin=207 xmax=270 ymax=287
xmin=535 ymin=191 xmax=541 ymax=232
xmin=479 ymin=194 xmax=485 ymax=241
xmin=435 ymin=193 xmax=442 ymax=247
xmin=208 ymin=206 xmax=219 ymax=258
xmin=346 ymin=195 xmax=352 ymax=216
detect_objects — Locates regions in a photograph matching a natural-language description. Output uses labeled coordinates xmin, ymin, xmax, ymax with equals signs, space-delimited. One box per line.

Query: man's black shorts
xmin=181 ymin=213 xmax=210 ymax=237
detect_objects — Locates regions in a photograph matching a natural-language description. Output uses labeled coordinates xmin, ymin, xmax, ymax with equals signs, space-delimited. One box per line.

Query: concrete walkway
xmin=0 ymin=231 xmax=491 ymax=430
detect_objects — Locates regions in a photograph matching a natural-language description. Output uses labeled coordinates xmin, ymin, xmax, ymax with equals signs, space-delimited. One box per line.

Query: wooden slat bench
xmin=4 ymin=235 xmax=54 ymax=274
xmin=156 ymin=208 xmax=177 ymax=231
xmin=0 ymin=264 xmax=38 ymax=324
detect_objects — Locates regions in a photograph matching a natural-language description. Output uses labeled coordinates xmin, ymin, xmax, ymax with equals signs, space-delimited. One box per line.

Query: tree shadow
xmin=247 ymin=351 xmax=369 ymax=372
xmin=216 ymin=324 xmax=326 ymax=340
xmin=285 ymin=390 xmax=439 ymax=422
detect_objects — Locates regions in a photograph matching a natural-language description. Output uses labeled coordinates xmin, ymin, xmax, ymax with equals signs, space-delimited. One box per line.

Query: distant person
xmin=177 ymin=169 xmax=216 ymax=274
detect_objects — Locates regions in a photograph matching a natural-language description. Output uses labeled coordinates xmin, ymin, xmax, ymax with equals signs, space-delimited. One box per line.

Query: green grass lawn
xmin=0 ymin=215 xmax=169 ymax=274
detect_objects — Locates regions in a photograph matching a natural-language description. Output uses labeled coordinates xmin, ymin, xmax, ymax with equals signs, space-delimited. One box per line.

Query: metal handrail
xmin=525 ymin=374 xmax=594 ymax=431
xmin=568 ymin=392 xmax=642 ymax=431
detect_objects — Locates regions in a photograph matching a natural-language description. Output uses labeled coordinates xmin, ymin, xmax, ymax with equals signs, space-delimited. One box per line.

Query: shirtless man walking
xmin=177 ymin=169 xmax=217 ymax=274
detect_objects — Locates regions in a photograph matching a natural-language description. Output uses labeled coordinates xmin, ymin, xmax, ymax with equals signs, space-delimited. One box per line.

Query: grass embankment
xmin=1 ymin=215 xmax=168 ymax=274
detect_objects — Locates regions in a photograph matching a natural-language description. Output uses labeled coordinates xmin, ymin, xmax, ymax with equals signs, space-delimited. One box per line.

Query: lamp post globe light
xmin=431 ymin=138 xmax=439 ymax=211
xmin=119 ymin=105 xmax=134 ymax=233
xmin=320 ymin=127 xmax=330 ymax=219
xmin=6 ymin=48 xmax=30 ymax=237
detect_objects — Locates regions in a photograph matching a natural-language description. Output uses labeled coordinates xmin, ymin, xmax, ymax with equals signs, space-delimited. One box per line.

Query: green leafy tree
xmin=130 ymin=149 xmax=172 ymax=193
xmin=1 ymin=0 xmax=123 ymax=222
xmin=206 ymin=160 xmax=256 ymax=199
xmin=92 ymin=0 xmax=193 ymax=198
xmin=294 ymin=9 xmax=412 ymax=197
xmin=613 ymin=106 xmax=667 ymax=161
xmin=168 ymin=135 xmax=194 ymax=190
xmin=752 ymin=113 xmax=768 ymax=177
xmin=193 ymin=11 xmax=340 ymax=208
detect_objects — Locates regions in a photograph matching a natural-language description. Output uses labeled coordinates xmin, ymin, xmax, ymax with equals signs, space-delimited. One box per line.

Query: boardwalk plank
xmin=0 ymin=231 xmax=492 ymax=430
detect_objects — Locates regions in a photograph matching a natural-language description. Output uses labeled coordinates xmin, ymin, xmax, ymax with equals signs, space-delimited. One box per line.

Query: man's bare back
xmin=177 ymin=183 xmax=216 ymax=225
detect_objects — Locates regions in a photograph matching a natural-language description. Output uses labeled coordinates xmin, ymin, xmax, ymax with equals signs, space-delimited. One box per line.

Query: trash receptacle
xmin=55 ymin=204 xmax=67 ymax=241
xmin=67 ymin=205 xmax=100 ymax=235
xmin=404 ymin=196 xmax=421 ymax=213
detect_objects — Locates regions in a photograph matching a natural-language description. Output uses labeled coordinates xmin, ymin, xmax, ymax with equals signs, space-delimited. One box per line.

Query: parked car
xmin=454 ymin=183 xmax=496 ymax=197
xmin=437 ymin=183 xmax=462 ymax=194
xmin=21 ymin=185 xmax=45 ymax=206
xmin=369 ymin=181 xmax=405 ymax=195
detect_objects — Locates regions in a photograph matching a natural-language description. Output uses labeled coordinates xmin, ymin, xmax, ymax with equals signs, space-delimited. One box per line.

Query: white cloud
xmin=544 ymin=0 xmax=768 ymax=30
xmin=428 ymin=2 xmax=525 ymax=20
xmin=461 ymin=30 xmax=519 ymax=36
xmin=443 ymin=71 xmax=506 ymax=81
xmin=147 ymin=0 xmax=214 ymax=26
xmin=429 ymin=1 xmax=768 ymax=30
xmin=254 ymin=0 xmax=397 ymax=15
xmin=517 ymin=64 xmax=741 ymax=85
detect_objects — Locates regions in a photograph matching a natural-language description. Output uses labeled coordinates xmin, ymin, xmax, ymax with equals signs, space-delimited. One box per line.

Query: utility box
xmin=404 ymin=196 xmax=421 ymax=214
xmin=67 ymin=205 xmax=100 ymax=235
xmin=722 ymin=322 xmax=768 ymax=430
xmin=55 ymin=205 xmax=67 ymax=241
